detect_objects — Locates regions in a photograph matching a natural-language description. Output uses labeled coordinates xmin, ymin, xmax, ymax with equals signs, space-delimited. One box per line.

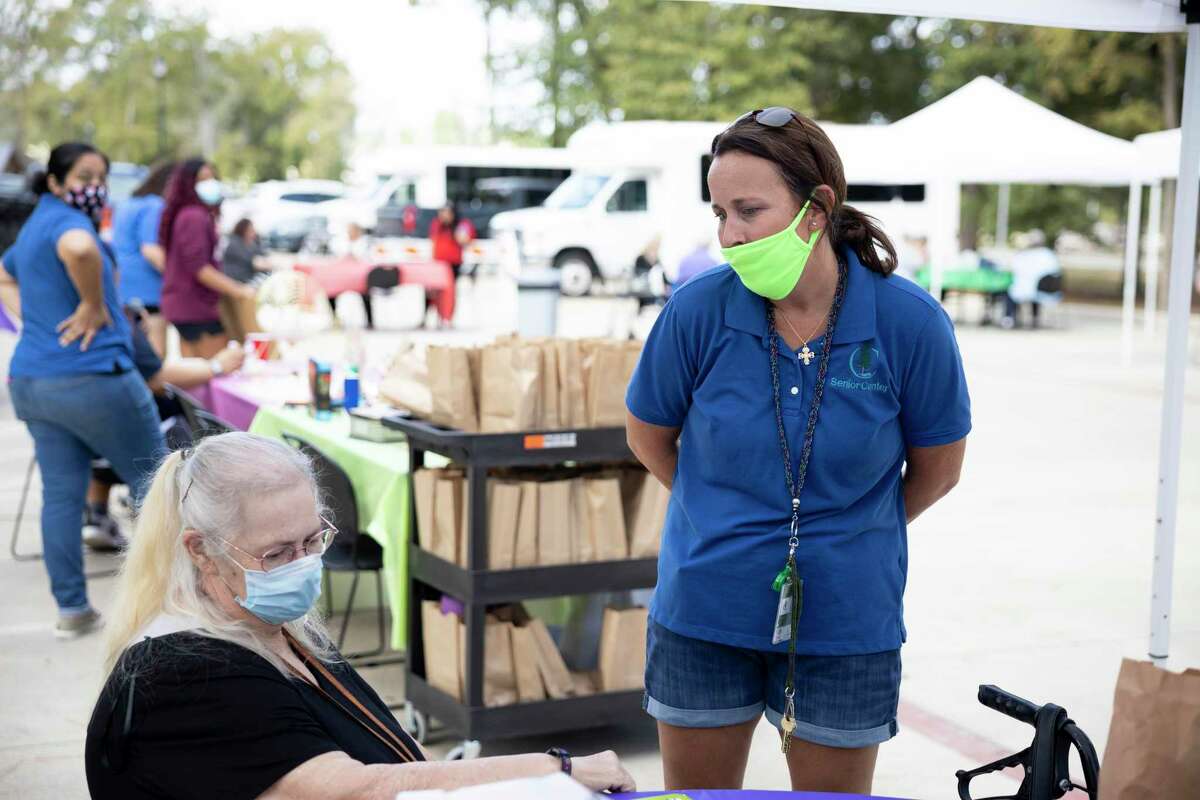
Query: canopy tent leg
xmin=1149 ymin=21 xmax=1200 ymax=663
xmin=996 ymin=183 xmax=1010 ymax=248
xmin=927 ymin=179 xmax=960 ymax=302
xmin=1122 ymin=182 xmax=1144 ymax=365
xmin=1144 ymin=180 xmax=1164 ymax=338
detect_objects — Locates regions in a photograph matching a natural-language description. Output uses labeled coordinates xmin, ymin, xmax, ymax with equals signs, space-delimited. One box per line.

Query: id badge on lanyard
xmin=764 ymin=257 xmax=847 ymax=750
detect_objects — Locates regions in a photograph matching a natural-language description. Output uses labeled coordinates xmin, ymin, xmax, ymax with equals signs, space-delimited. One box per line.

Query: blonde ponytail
xmin=102 ymin=450 xmax=186 ymax=675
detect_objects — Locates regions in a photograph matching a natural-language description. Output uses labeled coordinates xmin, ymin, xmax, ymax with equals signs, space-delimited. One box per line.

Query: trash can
xmin=516 ymin=269 xmax=560 ymax=338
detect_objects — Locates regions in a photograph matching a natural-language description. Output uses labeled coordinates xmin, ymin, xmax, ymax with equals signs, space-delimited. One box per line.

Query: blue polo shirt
xmin=626 ymin=249 xmax=971 ymax=655
xmin=112 ymin=194 xmax=165 ymax=307
xmin=2 ymin=194 xmax=133 ymax=378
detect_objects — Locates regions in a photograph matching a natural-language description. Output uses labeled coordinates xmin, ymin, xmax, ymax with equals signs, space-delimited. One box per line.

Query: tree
xmin=0 ymin=0 xmax=356 ymax=181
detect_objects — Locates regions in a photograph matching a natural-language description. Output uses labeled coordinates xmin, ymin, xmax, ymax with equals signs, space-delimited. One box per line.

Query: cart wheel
xmin=401 ymin=702 xmax=428 ymax=745
xmin=446 ymin=740 xmax=482 ymax=761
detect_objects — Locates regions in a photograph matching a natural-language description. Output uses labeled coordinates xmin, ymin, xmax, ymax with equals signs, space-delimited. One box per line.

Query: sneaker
xmin=83 ymin=510 xmax=127 ymax=552
xmin=55 ymin=608 xmax=103 ymax=640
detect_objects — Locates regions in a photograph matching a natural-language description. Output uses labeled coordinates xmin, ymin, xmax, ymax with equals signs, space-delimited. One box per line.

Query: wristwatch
xmin=546 ymin=747 xmax=571 ymax=776
xmin=209 ymin=357 xmax=225 ymax=377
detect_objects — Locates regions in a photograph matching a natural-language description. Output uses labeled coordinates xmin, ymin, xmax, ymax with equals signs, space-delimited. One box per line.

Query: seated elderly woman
xmin=86 ymin=433 xmax=634 ymax=799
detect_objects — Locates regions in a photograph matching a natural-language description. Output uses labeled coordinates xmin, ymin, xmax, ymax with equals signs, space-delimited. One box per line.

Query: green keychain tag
xmin=772 ymin=564 xmax=792 ymax=593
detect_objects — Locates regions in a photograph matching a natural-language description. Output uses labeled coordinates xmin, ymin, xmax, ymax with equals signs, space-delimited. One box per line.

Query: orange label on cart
xmin=523 ymin=433 xmax=578 ymax=450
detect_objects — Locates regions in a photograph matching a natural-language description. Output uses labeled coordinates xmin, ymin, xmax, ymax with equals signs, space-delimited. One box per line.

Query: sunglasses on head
xmin=735 ymin=106 xmax=799 ymax=128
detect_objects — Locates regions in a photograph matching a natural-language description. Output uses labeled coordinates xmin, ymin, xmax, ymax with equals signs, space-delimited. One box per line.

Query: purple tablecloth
xmin=0 ymin=305 xmax=17 ymax=334
xmin=614 ymin=793 xmax=907 ymax=800
xmin=192 ymin=372 xmax=310 ymax=431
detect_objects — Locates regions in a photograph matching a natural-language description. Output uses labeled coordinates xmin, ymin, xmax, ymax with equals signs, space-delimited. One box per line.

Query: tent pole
xmin=1144 ymin=180 xmax=1163 ymax=338
xmin=996 ymin=183 xmax=1010 ymax=248
xmin=1122 ymin=182 xmax=1143 ymax=365
xmin=1149 ymin=21 xmax=1200 ymax=663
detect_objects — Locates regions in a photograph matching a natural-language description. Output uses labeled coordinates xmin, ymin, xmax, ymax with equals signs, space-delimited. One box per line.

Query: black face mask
xmin=63 ymin=184 xmax=108 ymax=217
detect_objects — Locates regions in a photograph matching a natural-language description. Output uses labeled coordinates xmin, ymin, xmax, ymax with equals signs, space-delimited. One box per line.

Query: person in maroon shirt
xmin=159 ymin=158 xmax=255 ymax=358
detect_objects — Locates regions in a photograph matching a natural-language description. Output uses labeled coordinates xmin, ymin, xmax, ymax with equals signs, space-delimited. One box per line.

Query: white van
xmin=489 ymin=120 xmax=933 ymax=296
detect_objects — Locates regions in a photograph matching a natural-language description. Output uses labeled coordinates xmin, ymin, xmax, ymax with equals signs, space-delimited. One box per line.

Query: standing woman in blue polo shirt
xmin=626 ymin=108 xmax=970 ymax=794
xmin=112 ymin=160 xmax=174 ymax=356
xmin=0 ymin=143 xmax=165 ymax=639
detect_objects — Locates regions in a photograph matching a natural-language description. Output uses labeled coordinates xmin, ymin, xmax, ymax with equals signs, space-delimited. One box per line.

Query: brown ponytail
xmin=712 ymin=110 xmax=898 ymax=277
xmin=832 ymin=204 xmax=897 ymax=276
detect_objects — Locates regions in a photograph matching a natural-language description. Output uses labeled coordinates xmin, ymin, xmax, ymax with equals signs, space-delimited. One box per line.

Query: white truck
xmin=489 ymin=119 xmax=933 ymax=296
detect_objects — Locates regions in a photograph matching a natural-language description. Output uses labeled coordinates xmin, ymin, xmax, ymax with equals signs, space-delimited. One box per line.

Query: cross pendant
xmin=798 ymin=346 xmax=815 ymax=366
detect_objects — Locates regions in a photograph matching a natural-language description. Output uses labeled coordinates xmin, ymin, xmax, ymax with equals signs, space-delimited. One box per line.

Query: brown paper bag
xmin=483 ymin=617 xmax=519 ymax=707
xmin=412 ymin=469 xmax=438 ymax=553
xmin=537 ymin=479 xmax=572 ymax=566
xmin=379 ymin=343 xmax=433 ymax=418
xmin=487 ymin=480 xmax=521 ymax=570
xmin=428 ymin=346 xmax=478 ymax=432
xmin=433 ymin=473 xmax=463 ymax=564
xmin=1099 ymin=658 xmax=1200 ymax=799
xmin=539 ymin=341 xmax=560 ymax=430
xmin=587 ymin=476 xmax=628 ymax=561
xmin=622 ymin=469 xmax=670 ymax=558
xmin=218 ymin=294 xmax=260 ymax=343
xmin=422 ymin=601 xmax=461 ymax=700
xmin=598 ymin=607 xmax=649 ymax=691
xmin=479 ymin=342 xmax=542 ymax=433
xmin=514 ymin=481 xmax=539 ymax=567
xmin=555 ymin=339 xmax=586 ymax=428
xmin=457 ymin=478 xmax=470 ymax=568
xmin=569 ymin=478 xmax=593 ymax=563
xmin=584 ymin=341 xmax=640 ymax=427
xmin=570 ymin=672 xmax=597 ymax=697
xmin=510 ymin=624 xmax=547 ymax=703
xmin=528 ymin=618 xmax=574 ymax=699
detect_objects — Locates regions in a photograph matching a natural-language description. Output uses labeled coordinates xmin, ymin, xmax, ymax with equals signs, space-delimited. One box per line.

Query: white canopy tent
xmin=1133 ymin=128 xmax=1197 ymax=337
xmin=883 ymin=75 xmax=1139 ymax=301
xmin=704 ymin=0 xmax=1198 ymax=663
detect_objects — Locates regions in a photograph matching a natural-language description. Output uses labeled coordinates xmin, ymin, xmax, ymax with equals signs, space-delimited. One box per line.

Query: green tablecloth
xmin=249 ymin=407 xmax=410 ymax=649
xmin=915 ymin=267 xmax=1013 ymax=294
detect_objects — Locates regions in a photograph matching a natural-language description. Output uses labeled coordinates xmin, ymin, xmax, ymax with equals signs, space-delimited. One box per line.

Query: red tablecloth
xmin=293 ymin=258 xmax=456 ymax=321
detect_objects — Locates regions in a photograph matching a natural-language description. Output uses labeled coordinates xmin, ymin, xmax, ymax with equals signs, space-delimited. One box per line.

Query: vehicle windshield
xmin=544 ymin=174 xmax=610 ymax=210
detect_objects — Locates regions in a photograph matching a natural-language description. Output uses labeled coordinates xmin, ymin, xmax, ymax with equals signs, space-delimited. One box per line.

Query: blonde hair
xmin=102 ymin=432 xmax=337 ymax=677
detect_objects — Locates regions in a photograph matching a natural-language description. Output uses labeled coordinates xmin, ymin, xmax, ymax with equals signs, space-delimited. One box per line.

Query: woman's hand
xmin=570 ymin=751 xmax=636 ymax=793
xmin=214 ymin=346 xmax=246 ymax=375
xmin=57 ymin=301 xmax=112 ymax=350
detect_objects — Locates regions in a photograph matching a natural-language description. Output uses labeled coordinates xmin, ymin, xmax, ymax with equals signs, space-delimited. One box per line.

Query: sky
xmin=154 ymin=0 xmax=543 ymax=157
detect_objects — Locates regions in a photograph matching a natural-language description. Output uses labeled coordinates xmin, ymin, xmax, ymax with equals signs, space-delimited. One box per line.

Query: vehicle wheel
xmin=555 ymin=253 xmax=595 ymax=297
xmin=401 ymin=702 xmax=428 ymax=744
xmin=446 ymin=740 xmax=482 ymax=760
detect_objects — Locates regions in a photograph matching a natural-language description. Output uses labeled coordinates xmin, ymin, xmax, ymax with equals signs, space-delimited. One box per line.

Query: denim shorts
xmin=643 ymin=619 xmax=901 ymax=748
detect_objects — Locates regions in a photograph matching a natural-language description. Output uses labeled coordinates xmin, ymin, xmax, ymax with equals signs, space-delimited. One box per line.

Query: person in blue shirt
xmin=0 ymin=142 xmax=165 ymax=639
xmin=626 ymin=108 xmax=970 ymax=795
xmin=112 ymin=160 xmax=174 ymax=356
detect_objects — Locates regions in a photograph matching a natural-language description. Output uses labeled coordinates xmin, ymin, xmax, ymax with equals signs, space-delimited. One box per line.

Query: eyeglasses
xmin=218 ymin=516 xmax=339 ymax=572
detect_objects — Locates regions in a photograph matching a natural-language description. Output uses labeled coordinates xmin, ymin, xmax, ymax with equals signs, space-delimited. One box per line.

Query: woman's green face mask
xmin=721 ymin=200 xmax=819 ymax=300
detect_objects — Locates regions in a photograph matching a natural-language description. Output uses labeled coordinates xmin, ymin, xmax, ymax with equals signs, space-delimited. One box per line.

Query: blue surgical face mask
xmin=229 ymin=552 xmax=323 ymax=625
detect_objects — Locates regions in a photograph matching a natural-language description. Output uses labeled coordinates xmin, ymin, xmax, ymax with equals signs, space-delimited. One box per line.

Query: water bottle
xmin=343 ymin=366 xmax=360 ymax=412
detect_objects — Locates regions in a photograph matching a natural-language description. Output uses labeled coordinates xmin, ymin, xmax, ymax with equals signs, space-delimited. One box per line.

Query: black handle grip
xmin=978 ymin=684 xmax=1040 ymax=726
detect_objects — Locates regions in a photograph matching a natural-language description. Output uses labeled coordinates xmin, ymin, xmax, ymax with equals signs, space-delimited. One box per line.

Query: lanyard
xmin=766 ymin=255 xmax=847 ymax=752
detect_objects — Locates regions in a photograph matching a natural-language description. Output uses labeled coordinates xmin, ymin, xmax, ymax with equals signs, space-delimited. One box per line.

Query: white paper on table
xmin=395 ymin=772 xmax=599 ymax=800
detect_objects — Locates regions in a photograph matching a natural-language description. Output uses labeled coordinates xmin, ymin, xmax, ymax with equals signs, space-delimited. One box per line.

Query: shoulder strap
xmin=282 ymin=632 xmax=417 ymax=763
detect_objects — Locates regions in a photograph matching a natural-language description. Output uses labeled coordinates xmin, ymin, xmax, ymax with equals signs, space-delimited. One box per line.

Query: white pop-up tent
xmin=883 ymin=75 xmax=1139 ymax=300
xmin=1133 ymin=127 xmax=1197 ymax=337
xmin=702 ymin=0 xmax=1198 ymax=663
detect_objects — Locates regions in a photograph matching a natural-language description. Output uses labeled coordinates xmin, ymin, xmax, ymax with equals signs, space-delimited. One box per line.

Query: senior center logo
xmin=832 ymin=343 xmax=888 ymax=393
xmin=849 ymin=343 xmax=879 ymax=379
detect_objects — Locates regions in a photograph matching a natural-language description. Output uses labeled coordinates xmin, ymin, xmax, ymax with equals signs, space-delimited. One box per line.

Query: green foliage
xmin=0 ymin=0 xmax=355 ymax=182
xmin=487 ymin=3 xmax=1184 ymax=244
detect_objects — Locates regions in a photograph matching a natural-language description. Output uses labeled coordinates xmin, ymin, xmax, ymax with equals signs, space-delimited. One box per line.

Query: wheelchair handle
xmin=978 ymin=684 xmax=1040 ymax=726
